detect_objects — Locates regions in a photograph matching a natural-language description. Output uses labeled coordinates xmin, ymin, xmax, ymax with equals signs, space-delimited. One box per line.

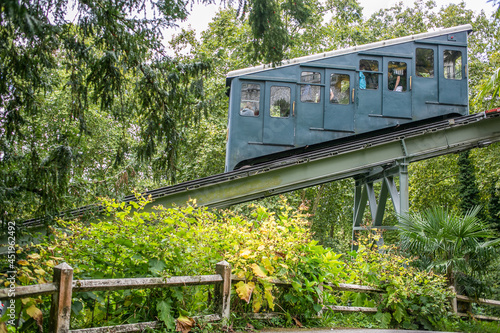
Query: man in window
xmin=359 ymin=64 xmax=367 ymax=90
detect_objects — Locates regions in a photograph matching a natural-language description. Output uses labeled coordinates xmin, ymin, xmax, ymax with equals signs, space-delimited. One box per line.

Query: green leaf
xmin=394 ymin=305 xmax=406 ymax=323
xmin=156 ymin=300 xmax=175 ymax=330
xmin=148 ymin=259 xmax=166 ymax=276
xmin=71 ymin=300 xmax=83 ymax=315
xmin=353 ymin=293 xmax=366 ymax=307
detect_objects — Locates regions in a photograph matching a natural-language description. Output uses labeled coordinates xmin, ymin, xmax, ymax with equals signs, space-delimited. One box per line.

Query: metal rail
xmin=21 ymin=111 xmax=500 ymax=227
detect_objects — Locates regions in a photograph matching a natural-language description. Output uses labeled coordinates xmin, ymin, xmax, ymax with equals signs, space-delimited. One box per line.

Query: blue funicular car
xmin=224 ymin=24 xmax=472 ymax=171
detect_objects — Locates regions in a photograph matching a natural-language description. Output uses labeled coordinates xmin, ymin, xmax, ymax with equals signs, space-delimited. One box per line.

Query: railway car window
xmin=359 ymin=59 xmax=379 ymax=89
xmin=388 ymin=61 xmax=407 ymax=92
xmin=300 ymin=71 xmax=321 ymax=103
xmin=240 ymin=83 xmax=260 ymax=116
xmin=444 ymin=50 xmax=462 ymax=80
xmin=270 ymin=86 xmax=291 ymax=118
xmin=416 ymin=48 xmax=434 ymax=78
xmin=330 ymin=74 xmax=350 ymax=104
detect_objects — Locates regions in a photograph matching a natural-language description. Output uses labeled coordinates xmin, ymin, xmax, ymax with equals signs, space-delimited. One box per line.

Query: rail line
xmin=21 ymin=109 xmax=500 ymax=228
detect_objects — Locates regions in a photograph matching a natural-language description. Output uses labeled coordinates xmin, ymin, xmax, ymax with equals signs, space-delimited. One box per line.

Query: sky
xmin=168 ymin=0 xmax=496 ymax=39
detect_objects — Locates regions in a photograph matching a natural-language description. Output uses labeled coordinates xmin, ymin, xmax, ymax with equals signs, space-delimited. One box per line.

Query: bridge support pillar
xmin=352 ymin=161 xmax=409 ymax=249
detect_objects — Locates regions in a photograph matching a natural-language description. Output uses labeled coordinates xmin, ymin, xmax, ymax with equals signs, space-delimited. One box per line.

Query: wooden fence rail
xmin=1 ymin=261 xmax=500 ymax=332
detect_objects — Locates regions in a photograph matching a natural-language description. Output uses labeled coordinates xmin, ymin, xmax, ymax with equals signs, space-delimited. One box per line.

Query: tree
xmin=398 ymin=206 xmax=500 ymax=291
xmin=473 ymin=64 xmax=500 ymax=109
xmin=0 ymin=0 xmax=216 ymax=221
xmin=457 ymin=151 xmax=481 ymax=215
xmin=231 ymin=0 xmax=322 ymax=64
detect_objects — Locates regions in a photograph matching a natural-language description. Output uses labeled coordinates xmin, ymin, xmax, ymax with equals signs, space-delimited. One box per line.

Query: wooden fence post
xmin=449 ymin=286 xmax=458 ymax=315
xmin=215 ymin=261 xmax=231 ymax=320
xmin=49 ymin=263 xmax=73 ymax=333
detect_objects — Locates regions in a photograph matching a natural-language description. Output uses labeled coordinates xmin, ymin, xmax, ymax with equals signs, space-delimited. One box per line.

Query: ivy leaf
xmin=250 ymin=263 xmax=267 ymax=278
xmin=252 ymin=291 xmax=263 ymax=313
xmin=25 ymin=304 xmax=43 ymax=329
xmin=394 ymin=305 xmax=406 ymax=323
xmin=240 ymin=249 xmax=252 ymax=259
xmin=375 ymin=311 xmax=392 ymax=328
xmin=235 ymin=281 xmax=255 ymax=303
xmin=353 ymin=292 xmax=366 ymax=307
xmin=148 ymin=259 xmax=166 ymax=276
xmin=176 ymin=315 xmax=195 ymax=333
xmin=264 ymin=286 xmax=274 ymax=310
xmin=27 ymin=253 xmax=41 ymax=260
xmin=71 ymin=300 xmax=83 ymax=315
xmin=262 ymin=257 xmax=275 ymax=275
xmin=156 ymin=300 xmax=175 ymax=330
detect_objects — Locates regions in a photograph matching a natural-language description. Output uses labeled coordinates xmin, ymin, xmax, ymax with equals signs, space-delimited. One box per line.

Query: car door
xmin=324 ymin=69 xmax=355 ymax=132
xmin=382 ymin=56 xmax=412 ymax=119
xmin=263 ymin=82 xmax=296 ymax=146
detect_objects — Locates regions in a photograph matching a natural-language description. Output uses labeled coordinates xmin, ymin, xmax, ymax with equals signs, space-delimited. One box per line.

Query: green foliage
xmin=398 ymin=206 xmax=500 ymax=293
xmin=409 ymin=155 xmax=460 ymax=212
xmin=473 ymin=64 xmax=500 ymax=109
xmin=301 ymin=181 xmax=354 ymax=253
xmin=343 ymin=232 xmax=454 ymax=330
xmin=0 ymin=195 xmax=343 ymax=330
xmin=0 ymin=0 xmax=215 ymax=222
xmin=3 ymin=198 xmax=498 ymax=331
xmin=244 ymin=0 xmax=319 ymax=64
xmin=221 ymin=197 xmax=345 ymax=321
xmin=457 ymin=151 xmax=482 ymax=216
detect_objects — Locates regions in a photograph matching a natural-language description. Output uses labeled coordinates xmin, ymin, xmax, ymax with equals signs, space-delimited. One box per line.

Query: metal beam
xmin=18 ymin=111 xmax=500 ymax=228
xmin=151 ymin=113 xmax=500 ymax=209
xmin=351 ymin=163 xmax=407 ymax=248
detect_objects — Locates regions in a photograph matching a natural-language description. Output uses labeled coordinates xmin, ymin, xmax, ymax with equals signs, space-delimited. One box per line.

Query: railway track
xmin=20 ymin=109 xmax=500 ymax=228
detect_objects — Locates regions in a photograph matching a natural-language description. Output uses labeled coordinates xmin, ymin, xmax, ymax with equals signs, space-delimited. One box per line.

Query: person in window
xmin=393 ymin=75 xmax=402 ymax=92
xmin=359 ymin=64 xmax=367 ymax=90
xmin=330 ymin=88 xmax=339 ymax=103
xmin=389 ymin=70 xmax=403 ymax=92
xmin=240 ymin=102 xmax=257 ymax=116
xmin=301 ymin=84 xmax=311 ymax=101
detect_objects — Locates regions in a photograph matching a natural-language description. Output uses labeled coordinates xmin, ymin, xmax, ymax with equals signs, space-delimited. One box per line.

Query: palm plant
xmin=397 ymin=206 xmax=500 ymax=289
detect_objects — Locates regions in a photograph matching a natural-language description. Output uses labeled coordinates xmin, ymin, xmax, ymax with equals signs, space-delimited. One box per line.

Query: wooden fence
xmin=1 ymin=261 xmax=500 ymax=332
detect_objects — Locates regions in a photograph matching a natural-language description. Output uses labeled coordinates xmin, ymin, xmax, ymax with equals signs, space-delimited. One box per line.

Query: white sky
xmin=170 ymin=0 xmax=496 ymax=39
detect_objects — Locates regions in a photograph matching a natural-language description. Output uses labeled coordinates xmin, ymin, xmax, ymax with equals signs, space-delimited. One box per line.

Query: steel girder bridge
xmin=21 ymin=110 xmax=500 ymax=240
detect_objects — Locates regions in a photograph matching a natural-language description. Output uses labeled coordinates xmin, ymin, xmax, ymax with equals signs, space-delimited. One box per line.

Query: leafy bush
xmin=2 ymin=197 xmax=490 ymax=332
xmin=341 ymin=232 xmax=454 ymax=330
xmin=0 ymin=195 xmax=344 ymax=331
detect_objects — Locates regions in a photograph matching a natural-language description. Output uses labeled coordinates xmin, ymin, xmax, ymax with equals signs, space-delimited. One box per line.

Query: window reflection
xmin=240 ymin=83 xmax=260 ymax=117
xmin=300 ymin=71 xmax=321 ymax=103
xmin=270 ymin=86 xmax=291 ymax=118
xmin=330 ymin=74 xmax=350 ymax=104
xmin=444 ymin=50 xmax=462 ymax=80
xmin=416 ymin=48 xmax=434 ymax=78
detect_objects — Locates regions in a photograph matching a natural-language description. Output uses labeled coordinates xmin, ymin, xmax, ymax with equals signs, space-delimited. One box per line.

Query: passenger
xmin=389 ymin=70 xmax=403 ymax=92
xmin=302 ymin=84 xmax=311 ymax=100
xmin=393 ymin=75 xmax=402 ymax=92
xmin=240 ymin=102 xmax=256 ymax=116
xmin=359 ymin=64 xmax=367 ymax=90
xmin=330 ymin=88 xmax=337 ymax=103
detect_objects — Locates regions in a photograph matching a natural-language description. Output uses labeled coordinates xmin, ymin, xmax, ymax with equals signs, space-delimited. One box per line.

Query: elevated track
xmin=21 ymin=110 xmax=500 ymax=228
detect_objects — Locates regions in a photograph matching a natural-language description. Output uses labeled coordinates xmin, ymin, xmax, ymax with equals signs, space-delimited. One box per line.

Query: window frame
xmin=270 ymin=85 xmax=292 ymax=118
xmin=239 ymin=82 xmax=261 ymax=117
xmin=415 ymin=48 xmax=435 ymax=78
